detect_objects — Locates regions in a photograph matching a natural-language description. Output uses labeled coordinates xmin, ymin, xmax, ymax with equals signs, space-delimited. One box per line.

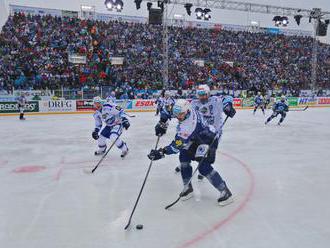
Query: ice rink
xmin=0 ymin=108 xmax=329 ymax=248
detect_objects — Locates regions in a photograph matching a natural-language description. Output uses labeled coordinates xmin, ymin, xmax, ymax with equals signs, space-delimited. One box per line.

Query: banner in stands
xmin=132 ymin=99 xmax=156 ymax=110
xmin=10 ymin=5 xmax=62 ymax=16
xmin=76 ymin=100 xmax=94 ymax=111
xmin=13 ymin=90 xmax=54 ymax=101
xmin=0 ymin=101 xmax=39 ymax=113
xmin=298 ymin=97 xmax=317 ymax=106
xmin=39 ymin=100 xmax=76 ymax=112
xmin=0 ymin=95 xmax=17 ymax=102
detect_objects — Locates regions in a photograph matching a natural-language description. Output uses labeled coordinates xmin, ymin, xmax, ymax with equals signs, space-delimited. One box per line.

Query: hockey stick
xmin=84 ymin=129 xmax=123 ymax=174
xmin=124 ymin=136 xmax=161 ymax=230
xmin=165 ymin=116 xmax=229 ymax=210
xmin=289 ymin=106 xmax=309 ymax=112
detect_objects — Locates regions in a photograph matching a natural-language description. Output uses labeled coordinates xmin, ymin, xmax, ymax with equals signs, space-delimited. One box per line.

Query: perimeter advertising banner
xmin=131 ymin=99 xmax=156 ymax=110
xmin=0 ymin=101 xmax=39 ymax=113
xmin=76 ymin=100 xmax=94 ymax=111
xmin=297 ymin=97 xmax=317 ymax=106
xmin=233 ymin=98 xmax=242 ymax=108
xmin=39 ymin=100 xmax=76 ymax=112
xmin=318 ymin=97 xmax=330 ymax=105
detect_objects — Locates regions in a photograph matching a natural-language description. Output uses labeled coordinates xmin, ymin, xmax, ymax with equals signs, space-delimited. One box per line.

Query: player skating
xmin=92 ymin=96 xmax=130 ymax=158
xmin=253 ymin=92 xmax=265 ymax=115
xmin=265 ymin=95 xmax=289 ymax=126
xmin=168 ymin=85 xmax=236 ymax=180
xmin=148 ymin=99 xmax=234 ymax=206
xmin=17 ymin=93 xmax=27 ymax=120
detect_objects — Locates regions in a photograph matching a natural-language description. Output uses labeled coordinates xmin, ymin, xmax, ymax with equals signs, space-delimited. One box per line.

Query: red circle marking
xmin=13 ymin=165 xmax=47 ymax=173
xmin=177 ymin=152 xmax=255 ymax=248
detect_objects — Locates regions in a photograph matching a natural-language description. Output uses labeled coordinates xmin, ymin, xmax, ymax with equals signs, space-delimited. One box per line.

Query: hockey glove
xmin=223 ymin=102 xmax=236 ymax=118
xmin=122 ymin=117 xmax=130 ymax=130
xmin=148 ymin=148 xmax=165 ymax=161
xmin=92 ymin=128 xmax=100 ymax=140
xmin=155 ymin=121 xmax=168 ymax=137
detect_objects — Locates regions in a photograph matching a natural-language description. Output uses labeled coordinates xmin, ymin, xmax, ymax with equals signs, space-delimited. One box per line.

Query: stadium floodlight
xmin=273 ymin=16 xmax=282 ymax=27
xmin=147 ymin=2 xmax=152 ymax=11
xmin=134 ymin=0 xmax=142 ymax=10
xmin=204 ymin=8 xmax=211 ymax=21
xmin=105 ymin=0 xmax=113 ymax=10
xmin=282 ymin=16 xmax=289 ymax=26
xmin=116 ymin=0 xmax=124 ymax=12
xmin=195 ymin=8 xmax=203 ymax=20
xmin=184 ymin=3 xmax=193 ymax=16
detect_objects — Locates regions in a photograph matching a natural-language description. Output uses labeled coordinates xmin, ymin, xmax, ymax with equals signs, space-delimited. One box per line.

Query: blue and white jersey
xmin=273 ymin=100 xmax=289 ymax=113
xmin=156 ymin=97 xmax=165 ymax=109
xmin=164 ymin=109 xmax=216 ymax=155
xmin=93 ymin=103 xmax=125 ymax=130
xmin=159 ymin=97 xmax=175 ymax=123
xmin=191 ymin=96 xmax=224 ymax=134
xmin=255 ymin=95 xmax=264 ymax=105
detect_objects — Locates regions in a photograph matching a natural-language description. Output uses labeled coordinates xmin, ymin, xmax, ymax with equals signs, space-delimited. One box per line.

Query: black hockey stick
xmin=124 ymin=136 xmax=161 ymax=230
xmin=165 ymin=116 xmax=230 ymax=210
xmin=84 ymin=129 xmax=123 ymax=174
xmin=290 ymin=106 xmax=309 ymax=112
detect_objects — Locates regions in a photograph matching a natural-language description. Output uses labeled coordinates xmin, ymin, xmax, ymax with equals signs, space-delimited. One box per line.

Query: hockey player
xmin=265 ymin=95 xmax=289 ymax=126
xmin=155 ymin=90 xmax=165 ymax=116
xmin=148 ymin=99 xmax=233 ymax=206
xmin=92 ymin=96 xmax=130 ymax=158
xmin=253 ymin=92 xmax=265 ymax=115
xmin=190 ymin=84 xmax=236 ymax=180
xmin=167 ymin=85 xmax=235 ymax=179
xmin=17 ymin=93 xmax=27 ymax=120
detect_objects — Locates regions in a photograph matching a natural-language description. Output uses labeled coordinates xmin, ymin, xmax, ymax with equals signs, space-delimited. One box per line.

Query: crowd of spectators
xmin=0 ymin=12 xmax=329 ymax=98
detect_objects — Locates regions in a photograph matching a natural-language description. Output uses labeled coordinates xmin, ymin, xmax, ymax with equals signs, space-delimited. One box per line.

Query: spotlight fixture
xmin=272 ymin=16 xmax=282 ymax=27
xmin=294 ymin=15 xmax=302 ymax=25
xmin=147 ymin=2 xmax=152 ymax=11
xmin=195 ymin=8 xmax=203 ymax=20
xmin=184 ymin=3 xmax=193 ymax=16
xmin=116 ymin=0 xmax=123 ymax=12
xmin=105 ymin=0 xmax=113 ymax=10
xmin=204 ymin=8 xmax=211 ymax=21
xmin=282 ymin=16 xmax=289 ymax=27
xmin=105 ymin=0 xmax=123 ymax=12
xmin=134 ymin=0 xmax=142 ymax=10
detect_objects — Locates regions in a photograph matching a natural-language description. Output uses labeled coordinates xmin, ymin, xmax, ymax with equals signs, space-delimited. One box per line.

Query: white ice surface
xmin=0 ymin=108 xmax=330 ymax=248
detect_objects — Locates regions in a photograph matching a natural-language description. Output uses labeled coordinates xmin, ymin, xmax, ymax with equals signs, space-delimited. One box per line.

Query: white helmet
xmin=196 ymin=84 xmax=210 ymax=97
xmin=164 ymin=91 xmax=171 ymax=97
xmin=173 ymin=99 xmax=191 ymax=117
xmin=93 ymin=96 xmax=104 ymax=104
xmin=281 ymin=95 xmax=286 ymax=101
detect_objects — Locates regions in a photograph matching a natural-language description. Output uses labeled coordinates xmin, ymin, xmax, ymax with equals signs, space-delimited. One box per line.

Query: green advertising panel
xmin=0 ymin=101 xmax=39 ymax=113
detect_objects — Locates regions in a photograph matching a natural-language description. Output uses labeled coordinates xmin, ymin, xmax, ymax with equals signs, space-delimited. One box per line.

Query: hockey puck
xmin=136 ymin=224 xmax=143 ymax=230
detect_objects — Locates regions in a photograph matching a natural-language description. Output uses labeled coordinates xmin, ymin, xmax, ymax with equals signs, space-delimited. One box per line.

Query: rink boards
xmin=0 ymin=97 xmax=330 ymax=116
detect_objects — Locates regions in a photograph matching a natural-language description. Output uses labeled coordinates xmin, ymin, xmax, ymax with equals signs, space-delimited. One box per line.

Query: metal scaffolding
xmin=151 ymin=0 xmax=330 ymax=91
xmin=149 ymin=0 xmax=330 ymax=17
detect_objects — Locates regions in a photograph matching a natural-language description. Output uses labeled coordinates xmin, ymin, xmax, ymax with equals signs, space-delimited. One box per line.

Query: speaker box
xmin=149 ymin=8 xmax=163 ymax=25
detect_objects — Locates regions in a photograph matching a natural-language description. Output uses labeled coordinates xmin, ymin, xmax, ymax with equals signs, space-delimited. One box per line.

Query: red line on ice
xmin=177 ymin=152 xmax=255 ymax=248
